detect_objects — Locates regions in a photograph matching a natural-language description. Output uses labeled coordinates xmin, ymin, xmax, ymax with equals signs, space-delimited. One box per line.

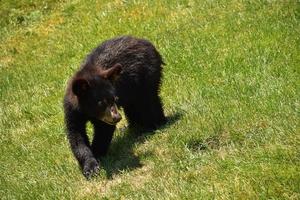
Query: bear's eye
xmin=98 ymin=101 xmax=104 ymax=107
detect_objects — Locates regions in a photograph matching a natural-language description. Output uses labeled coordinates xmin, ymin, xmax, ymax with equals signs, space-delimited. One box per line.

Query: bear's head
xmin=72 ymin=64 xmax=122 ymax=125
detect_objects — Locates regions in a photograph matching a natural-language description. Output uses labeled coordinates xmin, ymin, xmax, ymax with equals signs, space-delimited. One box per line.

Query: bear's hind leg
xmin=123 ymin=94 xmax=166 ymax=131
xmin=143 ymin=94 xmax=166 ymax=128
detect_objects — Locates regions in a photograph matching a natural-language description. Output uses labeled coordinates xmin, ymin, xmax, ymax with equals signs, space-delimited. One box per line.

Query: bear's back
xmin=85 ymin=36 xmax=163 ymax=71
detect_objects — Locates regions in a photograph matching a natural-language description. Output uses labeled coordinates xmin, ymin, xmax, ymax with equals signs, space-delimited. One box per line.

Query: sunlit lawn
xmin=0 ymin=0 xmax=299 ymax=199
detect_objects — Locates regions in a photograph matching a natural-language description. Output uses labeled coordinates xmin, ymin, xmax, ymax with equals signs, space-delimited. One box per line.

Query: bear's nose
xmin=112 ymin=113 xmax=122 ymax=123
xmin=110 ymin=104 xmax=122 ymax=123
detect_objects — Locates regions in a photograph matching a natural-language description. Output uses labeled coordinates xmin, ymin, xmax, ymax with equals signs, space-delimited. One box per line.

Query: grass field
xmin=0 ymin=0 xmax=299 ymax=199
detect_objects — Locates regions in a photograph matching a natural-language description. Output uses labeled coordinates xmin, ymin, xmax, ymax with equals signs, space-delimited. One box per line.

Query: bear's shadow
xmin=100 ymin=112 xmax=182 ymax=179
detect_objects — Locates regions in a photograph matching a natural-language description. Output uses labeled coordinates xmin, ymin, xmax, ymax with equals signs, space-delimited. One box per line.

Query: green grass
xmin=0 ymin=0 xmax=299 ymax=199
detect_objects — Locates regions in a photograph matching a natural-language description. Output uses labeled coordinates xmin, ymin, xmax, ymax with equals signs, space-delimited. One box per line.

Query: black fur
xmin=63 ymin=36 xmax=166 ymax=179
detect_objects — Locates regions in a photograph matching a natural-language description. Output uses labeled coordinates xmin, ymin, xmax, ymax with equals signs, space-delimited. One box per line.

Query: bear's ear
xmin=72 ymin=78 xmax=90 ymax=96
xmin=100 ymin=63 xmax=122 ymax=81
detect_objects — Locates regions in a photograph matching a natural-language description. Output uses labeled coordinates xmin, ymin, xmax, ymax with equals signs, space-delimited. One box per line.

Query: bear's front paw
xmin=83 ymin=158 xmax=100 ymax=179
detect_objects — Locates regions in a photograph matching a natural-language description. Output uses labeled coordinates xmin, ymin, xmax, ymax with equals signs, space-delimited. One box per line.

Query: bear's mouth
xmin=101 ymin=119 xmax=119 ymax=125
xmin=100 ymin=117 xmax=122 ymax=125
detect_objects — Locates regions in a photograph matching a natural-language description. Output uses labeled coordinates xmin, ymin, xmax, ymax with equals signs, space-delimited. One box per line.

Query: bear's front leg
xmin=65 ymin=111 xmax=99 ymax=179
xmin=91 ymin=120 xmax=115 ymax=159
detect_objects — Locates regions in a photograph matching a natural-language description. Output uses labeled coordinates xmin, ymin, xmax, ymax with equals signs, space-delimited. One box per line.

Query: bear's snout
xmin=110 ymin=105 xmax=122 ymax=123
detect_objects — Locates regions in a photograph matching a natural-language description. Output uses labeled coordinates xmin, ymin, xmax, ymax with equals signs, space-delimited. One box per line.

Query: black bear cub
xmin=63 ymin=36 xmax=166 ymax=178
